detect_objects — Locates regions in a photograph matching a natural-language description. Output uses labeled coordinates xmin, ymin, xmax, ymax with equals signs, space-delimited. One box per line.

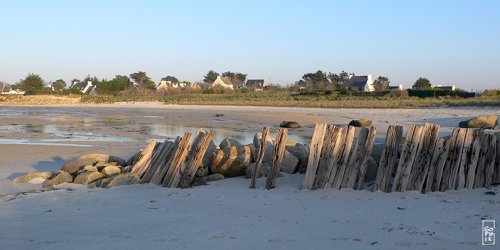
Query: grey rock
xmin=192 ymin=177 xmax=207 ymax=186
xmin=73 ymin=171 xmax=106 ymax=185
xmin=280 ymin=121 xmax=301 ymax=128
xmin=201 ymin=140 xmax=217 ymax=168
xmin=459 ymin=115 xmax=498 ymax=129
xmin=61 ymin=154 xmax=126 ymax=174
xmin=253 ymin=132 xmax=299 ymax=174
xmin=12 ymin=171 xmax=54 ymax=183
xmin=202 ymin=174 xmax=225 ymax=182
xmin=348 ymin=119 xmax=373 ymax=127
xmin=88 ymin=173 xmax=140 ymax=188
xmin=43 ymin=171 xmax=73 ymax=188
xmin=195 ymin=166 xmax=209 ymax=177
xmin=210 ymin=138 xmax=253 ymax=177
xmin=364 ymin=156 xmax=378 ymax=182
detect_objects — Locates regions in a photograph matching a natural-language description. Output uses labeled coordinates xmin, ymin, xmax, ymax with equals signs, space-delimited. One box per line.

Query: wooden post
xmin=374 ymin=125 xmax=403 ymax=192
xmin=484 ymin=134 xmax=497 ymax=188
xmin=130 ymin=140 xmax=157 ymax=177
xmin=392 ymin=124 xmax=424 ymax=192
xmin=313 ymin=125 xmax=341 ymax=189
xmin=343 ymin=126 xmax=377 ymax=190
xmin=408 ymin=123 xmax=440 ymax=192
xmin=302 ymin=123 xmax=327 ymax=190
xmin=494 ymin=138 xmax=500 ymax=185
xmin=456 ymin=128 xmax=475 ymax=189
xmin=250 ymin=127 xmax=270 ymax=189
xmin=474 ymin=133 xmax=497 ymax=188
xmin=425 ymin=138 xmax=450 ymax=193
xmin=266 ymin=128 xmax=288 ymax=189
xmin=439 ymin=128 xmax=460 ymax=191
xmin=162 ymin=132 xmax=193 ymax=187
xmin=447 ymin=128 xmax=470 ymax=190
xmin=142 ymin=139 xmax=175 ymax=183
xmin=331 ymin=126 xmax=356 ymax=190
xmin=465 ymin=132 xmax=482 ymax=189
xmin=149 ymin=137 xmax=181 ymax=184
xmin=178 ymin=130 xmax=213 ymax=188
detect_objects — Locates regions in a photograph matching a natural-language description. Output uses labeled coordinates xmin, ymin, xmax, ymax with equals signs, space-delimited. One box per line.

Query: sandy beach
xmin=1 ymin=104 xmax=499 ymax=249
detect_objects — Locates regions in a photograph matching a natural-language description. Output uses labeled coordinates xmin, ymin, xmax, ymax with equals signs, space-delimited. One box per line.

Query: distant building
xmin=158 ymin=80 xmax=201 ymax=92
xmin=246 ymin=79 xmax=266 ymax=91
xmin=432 ymin=85 xmax=456 ymax=91
xmin=388 ymin=84 xmax=404 ymax=91
xmin=211 ymin=76 xmax=234 ymax=90
xmin=0 ymin=83 xmax=25 ymax=95
xmin=346 ymin=74 xmax=374 ymax=92
xmin=71 ymin=80 xmax=94 ymax=94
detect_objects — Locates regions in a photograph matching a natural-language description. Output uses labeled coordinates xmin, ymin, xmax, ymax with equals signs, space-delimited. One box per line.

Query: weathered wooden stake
xmin=374 ymin=125 xmax=403 ymax=192
xmin=266 ymin=128 xmax=288 ymax=189
xmin=250 ymin=127 xmax=270 ymax=189
xmin=302 ymin=123 xmax=327 ymax=190
xmin=178 ymin=130 xmax=213 ymax=188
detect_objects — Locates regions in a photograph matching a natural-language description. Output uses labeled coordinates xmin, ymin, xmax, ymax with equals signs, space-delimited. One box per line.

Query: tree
xmin=96 ymin=75 xmax=130 ymax=95
xmin=161 ymin=76 xmax=179 ymax=83
xmin=19 ymin=73 xmax=44 ymax=94
xmin=373 ymin=76 xmax=390 ymax=91
xmin=130 ymin=71 xmax=156 ymax=90
xmin=299 ymin=70 xmax=330 ymax=89
xmin=203 ymin=70 xmax=219 ymax=83
xmin=412 ymin=77 xmax=432 ymax=90
xmin=52 ymin=79 xmax=66 ymax=91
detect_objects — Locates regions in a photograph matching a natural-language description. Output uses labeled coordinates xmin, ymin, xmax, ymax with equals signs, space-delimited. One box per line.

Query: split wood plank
xmin=130 ymin=140 xmax=157 ymax=177
xmin=392 ymin=124 xmax=424 ymax=192
xmin=425 ymin=138 xmax=450 ymax=193
xmin=439 ymin=128 xmax=460 ymax=191
xmin=408 ymin=123 xmax=440 ymax=192
xmin=330 ymin=126 xmax=356 ymax=190
xmin=302 ymin=123 xmax=327 ymax=190
xmin=494 ymin=137 xmax=500 ymax=185
xmin=149 ymin=137 xmax=181 ymax=185
xmin=455 ymin=128 xmax=475 ymax=189
xmin=266 ymin=128 xmax=288 ymax=189
xmin=250 ymin=127 xmax=270 ymax=189
xmin=313 ymin=125 xmax=341 ymax=189
xmin=447 ymin=128 xmax=470 ymax=190
xmin=465 ymin=132 xmax=482 ymax=189
xmin=474 ymin=133 xmax=497 ymax=188
xmin=343 ymin=126 xmax=377 ymax=190
xmin=178 ymin=130 xmax=213 ymax=188
xmin=162 ymin=132 xmax=193 ymax=187
xmin=141 ymin=140 xmax=175 ymax=183
xmin=374 ymin=125 xmax=403 ymax=192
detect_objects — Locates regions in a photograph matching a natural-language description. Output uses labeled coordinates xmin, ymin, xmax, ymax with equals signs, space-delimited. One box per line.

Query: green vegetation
xmin=19 ymin=73 xmax=44 ymax=94
xmin=412 ymin=77 xmax=432 ymax=89
xmin=80 ymin=91 xmax=500 ymax=108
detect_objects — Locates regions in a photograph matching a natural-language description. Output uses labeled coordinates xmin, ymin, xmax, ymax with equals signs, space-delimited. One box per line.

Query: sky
xmin=0 ymin=0 xmax=499 ymax=90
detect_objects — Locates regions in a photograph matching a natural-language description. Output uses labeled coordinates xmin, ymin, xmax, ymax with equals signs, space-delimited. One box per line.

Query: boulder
xmin=348 ymin=119 xmax=373 ymax=127
xmin=43 ymin=171 xmax=73 ymax=188
xmin=80 ymin=165 xmax=98 ymax=172
xmin=73 ymin=171 xmax=106 ymax=185
xmin=201 ymin=140 xmax=217 ymax=168
xmin=280 ymin=121 xmax=301 ymax=128
xmin=202 ymin=174 xmax=225 ymax=182
xmin=459 ymin=115 xmax=498 ymax=129
xmin=210 ymin=138 xmax=253 ymax=177
xmin=192 ymin=177 xmax=207 ymax=186
xmin=253 ymin=132 xmax=300 ymax=174
xmin=88 ymin=173 xmax=140 ymax=188
xmin=12 ymin=171 xmax=54 ymax=184
xmin=100 ymin=166 xmax=122 ymax=176
xmin=364 ymin=156 xmax=378 ymax=182
xmin=61 ymin=154 xmax=126 ymax=174
xmin=195 ymin=166 xmax=209 ymax=177
xmin=126 ymin=151 xmax=142 ymax=166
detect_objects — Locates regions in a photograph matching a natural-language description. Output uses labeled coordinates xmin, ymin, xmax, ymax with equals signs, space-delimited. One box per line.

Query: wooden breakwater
xmin=129 ymin=123 xmax=498 ymax=193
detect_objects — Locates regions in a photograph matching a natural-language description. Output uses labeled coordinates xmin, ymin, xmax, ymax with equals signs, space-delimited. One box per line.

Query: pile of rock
xmin=13 ymin=154 xmax=140 ymax=188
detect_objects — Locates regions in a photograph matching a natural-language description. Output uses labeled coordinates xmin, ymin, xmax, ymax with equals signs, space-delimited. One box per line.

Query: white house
xmin=71 ymin=80 xmax=94 ymax=94
xmin=388 ymin=84 xmax=404 ymax=91
xmin=0 ymin=83 xmax=25 ymax=95
xmin=211 ymin=76 xmax=234 ymax=90
xmin=345 ymin=74 xmax=374 ymax=92
xmin=246 ymin=79 xmax=266 ymax=91
xmin=432 ymin=84 xmax=456 ymax=91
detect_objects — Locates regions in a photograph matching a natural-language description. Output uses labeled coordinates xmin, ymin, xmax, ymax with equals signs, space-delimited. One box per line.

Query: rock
xmin=202 ymin=174 xmax=225 ymax=182
xmin=459 ymin=115 xmax=498 ymax=129
xmin=286 ymin=143 xmax=309 ymax=162
xmin=127 ymin=151 xmax=142 ymax=166
xmin=100 ymin=166 xmax=122 ymax=176
xmin=364 ymin=156 xmax=378 ymax=182
xmin=370 ymin=143 xmax=385 ymax=163
xmin=88 ymin=173 xmax=140 ymax=188
xmin=73 ymin=171 xmax=106 ymax=185
xmin=195 ymin=166 xmax=209 ymax=177
xmin=12 ymin=171 xmax=54 ymax=184
xmin=43 ymin=171 xmax=73 ymax=188
xmin=192 ymin=177 xmax=207 ymax=186
xmin=210 ymin=138 xmax=253 ymax=177
xmin=280 ymin=121 xmax=301 ymax=128
xmin=61 ymin=154 xmax=126 ymax=174
xmin=348 ymin=119 xmax=373 ymax=127
xmin=253 ymin=132 xmax=300 ymax=174
xmin=201 ymin=140 xmax=217 ymax=168
xmin=80 ymin=165 xmax=98 ymax=172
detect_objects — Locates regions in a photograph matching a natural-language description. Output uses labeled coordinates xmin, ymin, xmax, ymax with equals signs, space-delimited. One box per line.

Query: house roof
xmin=246 ymin=79 xmax=265 ymax=87
xmin=0 ymin=83 xmax=12 ymax=92
xmin=346 ymin=76 xmax=368 ymax=88
xmin=220 ymin=76 xmax=234 ymax=85
xmin=73 ymin=82 xmax=89 ymax=90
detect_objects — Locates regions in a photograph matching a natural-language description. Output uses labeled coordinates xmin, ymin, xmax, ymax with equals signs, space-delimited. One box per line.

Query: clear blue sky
xmin=1 ymin=0 xmax=499 ymax=90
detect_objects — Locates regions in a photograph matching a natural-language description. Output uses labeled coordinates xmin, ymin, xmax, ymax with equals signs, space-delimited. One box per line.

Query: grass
xmin=78 ymin=91 xmax=500 ymax=108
